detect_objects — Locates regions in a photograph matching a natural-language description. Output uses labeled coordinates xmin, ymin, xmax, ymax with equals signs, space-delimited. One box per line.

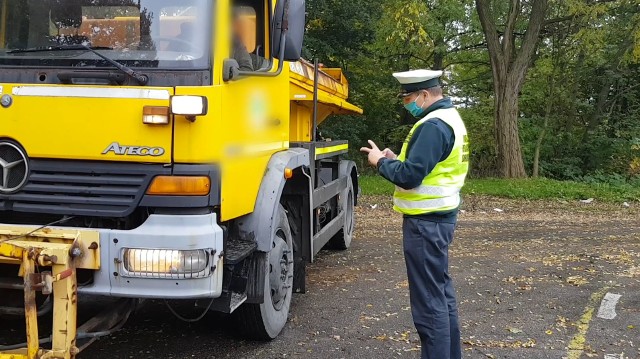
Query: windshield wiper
xmin=8 ymin=45 xmax=113 ymax=53
xmin=8 ymin=44 xmax=149 ymax=86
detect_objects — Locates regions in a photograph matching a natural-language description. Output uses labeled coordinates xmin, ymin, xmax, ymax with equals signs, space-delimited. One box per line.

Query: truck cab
xmin=0 ymin=0 xmax=361 ymax=351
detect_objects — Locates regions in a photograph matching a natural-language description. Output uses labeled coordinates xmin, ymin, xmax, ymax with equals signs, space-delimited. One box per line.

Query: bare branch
xmin=449 ymin=42 xmax=488 ymax=53
xmin=445 ymin=30 xmax=483 ymax=42
xmin=543 ymin=15 xmax=575 ymax=26
xmin=444 ymin=60 xmax=490 ymax=70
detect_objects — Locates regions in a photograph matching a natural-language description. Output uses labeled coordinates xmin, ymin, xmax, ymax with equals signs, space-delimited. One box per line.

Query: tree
xmin=307 ymin=0 xmax=640 ymax=181
xmin=475 ymin=0 xmax=549 ymax=178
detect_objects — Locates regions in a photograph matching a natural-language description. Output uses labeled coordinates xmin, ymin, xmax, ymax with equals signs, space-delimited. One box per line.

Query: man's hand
xmin=360 ymin=140 xmax=385 ymax=167
xmin=382 ymin=148 xmax=397 ymax=160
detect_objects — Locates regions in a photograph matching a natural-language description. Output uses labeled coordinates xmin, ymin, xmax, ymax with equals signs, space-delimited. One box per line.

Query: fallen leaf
xmin=567 ymin=275 xmax=588 ymax=286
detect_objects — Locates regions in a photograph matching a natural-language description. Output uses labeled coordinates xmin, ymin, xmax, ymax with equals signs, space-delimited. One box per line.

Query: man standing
xmin=360 ymin=69 xmax=469 ymax=359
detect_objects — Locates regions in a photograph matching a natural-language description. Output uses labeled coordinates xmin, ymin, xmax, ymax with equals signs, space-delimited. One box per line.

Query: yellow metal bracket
xmin=0 ymin=227 xmax=100 ymax=270
xmin=0 ymin=228 xmax=100 ymax=359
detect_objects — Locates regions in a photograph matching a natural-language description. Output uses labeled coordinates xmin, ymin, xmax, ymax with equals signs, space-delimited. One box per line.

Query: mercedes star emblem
xmin=0 ymin=142 xmax=29 ymax=194
xmin=0 ymin=95 xmax=12 ymax=108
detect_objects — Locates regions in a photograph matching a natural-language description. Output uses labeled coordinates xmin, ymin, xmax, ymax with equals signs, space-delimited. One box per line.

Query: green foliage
xmin=458 ymin=104 xmax=495 ymax=177
xmin=464 ymin=178 xmax=640 ymax=202
xmin=305 ymin=0 xmax=640 ymax=182
xmin=359 ymin=175 xmax=640 ymax=202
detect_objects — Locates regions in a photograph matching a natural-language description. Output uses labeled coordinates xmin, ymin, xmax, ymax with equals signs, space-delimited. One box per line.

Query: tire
xmin=328 ymin=178 xmax=355 ymax=250
xmin=235 ymin=205 xmax=294 ymax=340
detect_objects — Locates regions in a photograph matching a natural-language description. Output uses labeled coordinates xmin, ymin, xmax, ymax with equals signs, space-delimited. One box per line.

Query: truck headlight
xmin=170 ymin=96 xmax=208 ymax=116
xmin=122 ymin=249 xmax=212 ymax=278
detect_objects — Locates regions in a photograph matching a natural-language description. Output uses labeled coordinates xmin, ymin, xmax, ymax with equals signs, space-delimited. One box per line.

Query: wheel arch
xmin=339 ymin=159 xmax=359 ymax=206
xmin=237 ymin=148 xmax=310 ymax=252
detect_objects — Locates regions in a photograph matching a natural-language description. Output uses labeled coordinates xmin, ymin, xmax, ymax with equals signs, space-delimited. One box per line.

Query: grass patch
xmin=359 ymin=175 xmax=396 ymax=195
xmin=359 ymin=175 xmax=640 ymax=203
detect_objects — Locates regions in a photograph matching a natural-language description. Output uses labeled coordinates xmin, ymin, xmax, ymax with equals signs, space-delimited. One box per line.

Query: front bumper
xmin=2 ymin=213 xmax=224 ymax=299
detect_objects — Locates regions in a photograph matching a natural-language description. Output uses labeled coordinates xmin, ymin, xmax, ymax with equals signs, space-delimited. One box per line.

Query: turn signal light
xmin=143 ymin=106 xmax=170 ymax=124
xmin=284 ymin=168 xmax=293 ymax=179
xmin=146 ymin=176 xmax=210 ymax=196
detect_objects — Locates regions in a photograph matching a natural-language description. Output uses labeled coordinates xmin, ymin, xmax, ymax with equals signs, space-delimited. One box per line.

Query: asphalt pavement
xmin=3 ymin=195 xmax=639 ymax=359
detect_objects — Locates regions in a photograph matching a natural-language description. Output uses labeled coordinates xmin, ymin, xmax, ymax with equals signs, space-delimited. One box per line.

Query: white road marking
xmin=604 ymin=354 xmax=624 ymax=359
xmin=596 ymin=293 xmax=622 ymax=320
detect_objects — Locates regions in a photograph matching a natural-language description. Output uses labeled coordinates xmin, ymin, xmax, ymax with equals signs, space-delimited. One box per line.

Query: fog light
xmin=122 ymin=249 xmax=211 ymax=278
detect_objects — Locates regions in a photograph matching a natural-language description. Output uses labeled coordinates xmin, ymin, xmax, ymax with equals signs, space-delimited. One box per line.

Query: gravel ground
xmin=2 ymin=195 xmax=639 ymax=359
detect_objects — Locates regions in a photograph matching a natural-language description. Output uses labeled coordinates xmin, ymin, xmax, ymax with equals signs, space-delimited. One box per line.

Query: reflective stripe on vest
xmin=394 ymin=184 xmax=460 ymax=197
xmin=392 ymin=107 xmax=469 ymax=215
xmin=393 ymin=193 xmax=461 ymax=211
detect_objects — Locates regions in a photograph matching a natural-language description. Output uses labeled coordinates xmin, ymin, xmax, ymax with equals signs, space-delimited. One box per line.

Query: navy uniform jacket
xmin=377 ymin=98 xmax=457 ymax=223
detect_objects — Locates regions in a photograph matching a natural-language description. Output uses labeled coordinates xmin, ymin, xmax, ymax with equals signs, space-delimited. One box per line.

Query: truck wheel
xmin=236 ymin=205 xmax=294 ymax=340
xmin=328 ymin=179 xmax=355 ymax=250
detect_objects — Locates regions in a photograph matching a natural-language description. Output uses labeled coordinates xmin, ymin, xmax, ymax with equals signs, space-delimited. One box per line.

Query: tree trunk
xmin=567 ymin=52 xmax=585 ymax=132
xmin=433 ymin=50 xmax=444 ymax=70
xmin=587 ymin=74 xmax=613 ymax=133
xmin=532 ymin=116 xmax=547 ymax=178
xmin=495 ymin=83 xmax=527 ymax=178
xmin=533 ymin=76 xmax=554 ymax=177
xmin=475 ymin=0 xmax=548 ymax=178
xmin=433 ymin=35 xmax=445 ymax=70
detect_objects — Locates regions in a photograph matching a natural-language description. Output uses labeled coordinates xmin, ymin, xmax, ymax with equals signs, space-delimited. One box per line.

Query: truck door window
xmin=232 ymin=0 xmax=271 ymax=71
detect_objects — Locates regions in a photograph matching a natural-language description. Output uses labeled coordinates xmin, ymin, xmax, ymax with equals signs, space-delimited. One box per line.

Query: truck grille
xmin=0 ymin=159 xmax=169 ymax=217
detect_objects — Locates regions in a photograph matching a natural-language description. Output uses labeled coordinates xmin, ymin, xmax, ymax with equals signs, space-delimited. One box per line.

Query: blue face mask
xmin=404 ymin=95 xmax=426 ymax=117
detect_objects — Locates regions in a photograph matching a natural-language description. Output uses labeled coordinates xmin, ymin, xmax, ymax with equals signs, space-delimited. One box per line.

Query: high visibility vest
xmin=393 ymin=107 xmax=469 ymax=215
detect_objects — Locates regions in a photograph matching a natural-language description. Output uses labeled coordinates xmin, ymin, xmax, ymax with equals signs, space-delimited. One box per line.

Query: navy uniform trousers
xmin=403 ymin=217 xmax=461 ymax=359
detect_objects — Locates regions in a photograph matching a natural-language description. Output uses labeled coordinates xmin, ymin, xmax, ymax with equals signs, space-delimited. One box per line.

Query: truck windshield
xmin=0 ymin=0 xmax=212 ymax=69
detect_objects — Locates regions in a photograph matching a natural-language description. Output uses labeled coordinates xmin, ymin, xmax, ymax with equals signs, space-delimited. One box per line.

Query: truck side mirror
xmin=272 ymin=0 xmax=305 ymax=61
xmin=223 ymin=59 xmax=241 ymax=81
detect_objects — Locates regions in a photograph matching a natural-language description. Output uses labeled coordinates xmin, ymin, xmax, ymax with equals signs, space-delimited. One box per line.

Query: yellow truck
xmin=0 ymin=0 xmax=362 ymax=357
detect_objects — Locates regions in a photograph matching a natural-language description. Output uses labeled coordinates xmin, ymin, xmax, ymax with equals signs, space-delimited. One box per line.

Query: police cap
xmin=393 ymin=69 xmax=443 ymax=97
